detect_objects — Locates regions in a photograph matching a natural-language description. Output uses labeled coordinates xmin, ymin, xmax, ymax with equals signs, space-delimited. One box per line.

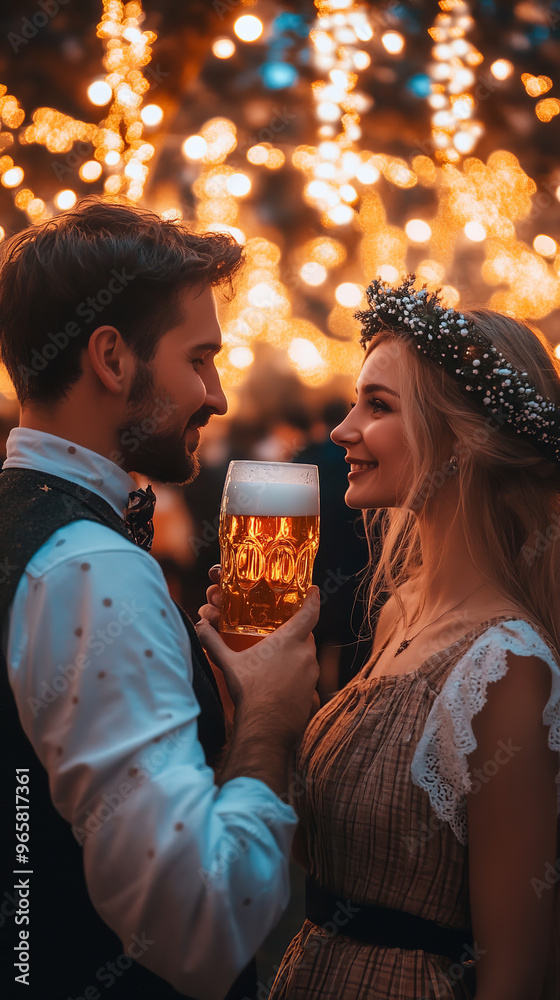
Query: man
xmin=0 ymin=199 xmax=319 ymax=1000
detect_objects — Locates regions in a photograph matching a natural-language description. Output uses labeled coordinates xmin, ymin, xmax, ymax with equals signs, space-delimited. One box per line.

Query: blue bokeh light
xmin=260 ymin=61 xmax=299 ymax=90
xmin=406 ymin=74 xmax=432 ymax=98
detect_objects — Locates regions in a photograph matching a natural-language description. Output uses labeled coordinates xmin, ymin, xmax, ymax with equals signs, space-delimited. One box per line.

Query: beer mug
xmin=219 ymin=461 xmax=320 ymax=636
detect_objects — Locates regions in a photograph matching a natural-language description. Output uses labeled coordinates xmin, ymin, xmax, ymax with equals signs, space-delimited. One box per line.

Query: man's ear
xmin=87 ymin=325 xmax=128 ymax=393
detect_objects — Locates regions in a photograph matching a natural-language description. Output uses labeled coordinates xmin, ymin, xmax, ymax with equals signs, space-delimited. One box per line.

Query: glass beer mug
xmin=219 ymin=461 xmax=320 ymax=636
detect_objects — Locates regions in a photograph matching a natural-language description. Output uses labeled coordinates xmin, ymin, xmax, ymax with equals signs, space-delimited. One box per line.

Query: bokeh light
xmin=87 ymin=80 xmax=112 ymax=106
xmin=405 ymin=219 xmax=432 ymax=243
xmin=464 ymin=221 xmax=487 ymax=241
xmin=534 ymin=234 xmax=557 ymax=257
xmin=182 ymin=135 xmax=207 ymax=160
xmin=140 ymin=104 xmax=163 ymax=126
xmin=54 ymin=189 xmax=77 ymax=210
xmin=382 ymin=31 xmax=405 ymax=54
xmin=79 ymin=160 xmax=103 ymax=182
xmin=335 ymin=282 xmax=362 ymax=307
xmin=234 ymin=16 xmax=263 ymax=43
xmin=1 ymin=167 xmax=24 ymax=188
xmin=213 ymin=38 xmax=236 ymax=59
xmin=491 ymin=60 xmax=513 ymax=80
xmin=300 ymin=262 xmax=327 ymax=286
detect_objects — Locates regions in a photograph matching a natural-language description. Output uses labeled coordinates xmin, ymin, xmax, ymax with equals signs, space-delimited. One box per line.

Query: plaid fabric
xmin=270 ymin=615 xmax=560 ymax=1000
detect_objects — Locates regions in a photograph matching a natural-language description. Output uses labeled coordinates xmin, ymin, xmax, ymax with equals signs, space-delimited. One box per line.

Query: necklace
xmin=394 ymin=583 xmax=485 ymax=656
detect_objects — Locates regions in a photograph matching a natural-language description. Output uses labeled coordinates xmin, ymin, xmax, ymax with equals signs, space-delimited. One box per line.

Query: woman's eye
xmin=349 ymin=398 xmax=387 ymax=413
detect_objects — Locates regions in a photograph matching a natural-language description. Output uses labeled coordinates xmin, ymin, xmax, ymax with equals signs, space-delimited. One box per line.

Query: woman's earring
xmin=447 ymin=454 xmax=459 ymax=475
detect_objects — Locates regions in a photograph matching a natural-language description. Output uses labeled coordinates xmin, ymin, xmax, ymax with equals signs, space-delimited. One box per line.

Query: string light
xmin=427 ymin=0 xmax=484 ymax=163
xmin=297 ymin=2 xmax=377 ymax=226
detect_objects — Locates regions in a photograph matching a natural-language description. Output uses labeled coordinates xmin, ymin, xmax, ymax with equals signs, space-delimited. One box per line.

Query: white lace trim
xmin=410 ymin=619 xmax=560 ymax=846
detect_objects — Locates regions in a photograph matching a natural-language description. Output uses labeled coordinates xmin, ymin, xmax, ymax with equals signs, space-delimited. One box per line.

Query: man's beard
xmin=116 ymin=359 xmax=201 ymax=485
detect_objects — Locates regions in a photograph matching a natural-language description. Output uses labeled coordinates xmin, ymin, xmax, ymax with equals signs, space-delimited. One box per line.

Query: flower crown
xmin=355 ymin=275 xmax=560 ymax=467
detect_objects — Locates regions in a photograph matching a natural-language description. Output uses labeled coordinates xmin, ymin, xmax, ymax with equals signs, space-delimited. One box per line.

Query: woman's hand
xmin=198 ymin=563 xmax=221 ymax=631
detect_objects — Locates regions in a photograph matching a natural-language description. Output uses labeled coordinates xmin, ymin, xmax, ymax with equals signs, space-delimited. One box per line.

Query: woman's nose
xmin=331 ymin=414 xmax=360 ymax=447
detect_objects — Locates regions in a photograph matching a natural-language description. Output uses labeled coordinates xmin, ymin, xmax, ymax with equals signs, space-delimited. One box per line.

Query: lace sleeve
xmin=410 ymin=619 xmax=560 ymax=846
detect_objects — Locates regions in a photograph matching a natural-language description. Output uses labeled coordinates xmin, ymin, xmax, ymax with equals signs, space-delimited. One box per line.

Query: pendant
xmin=395 ymin=639 xmax=410 ymax=656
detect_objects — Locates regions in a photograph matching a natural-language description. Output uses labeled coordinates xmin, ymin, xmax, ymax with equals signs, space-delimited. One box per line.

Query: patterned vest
xmin=0 ymin=467 xmax=257 ymax=1000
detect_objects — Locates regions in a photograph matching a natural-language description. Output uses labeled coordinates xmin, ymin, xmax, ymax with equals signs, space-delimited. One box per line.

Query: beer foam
xmin=225 ymin=481 xmax=319 ymax=517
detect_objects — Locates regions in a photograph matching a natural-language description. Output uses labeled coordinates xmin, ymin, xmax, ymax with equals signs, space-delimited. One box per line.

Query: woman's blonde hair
xmin=361 ymin=307 xmax=560 ymax=651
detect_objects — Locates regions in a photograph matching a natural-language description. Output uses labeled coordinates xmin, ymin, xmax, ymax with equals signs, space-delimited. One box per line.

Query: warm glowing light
xmin=335 ymin=282 xmax=362 ymax=307
xmin=247 ymin=145 xmax=269 ymax=165
xmin=522 ymin=74 xmax=553 ymax=97
xmin=406 ymin=219 xmax=432 ymax=242
xmin=140 ymin=104 xmax=163 ymax=126
xmin=182 ymin=135 xmax=208 ymax=160
xmin=328 ymin=204 xmax=354 ymax=225
xmin=533 ymin=234 xmax=557 ymax=257
xmin=317 ymin=101 xmax=341 ymax=122
xmin=248 ymin=282 xmax=284 ymax=309
xmin=161 ymin=208 xmax=183 ymax=222
xmin=340 ymin=184 xmax=358 ymax=203
xmin=353 ymin=51 xmax=371 ymax=70
xmin=288 ymin=338 xmax=324 ymax=372
xmin=87 ymin=80 xmax=112 ymax=106
xmin=440 ymin=285 xmax=460 ymax=307
xmin=234 ymin=15 xmax=263 ymax=42
xmin=54 ymin=189 xmax=77 ymax=210
xmin=227 ymin=173 xmax=251 ymax=197
xmin=207 ymin=223 xmax=246 ymax=244
xmin=265 ymin=149 xmax=285 ymax=169
xmin=79 ymin=160 xmax=103 ymax=182
xmin=356 ymin=161 xmax=380 ymax=185
xmin=300 ymin=262 xmax=327 ymax=286
xmin=378 ymin=265 xmax=399 ymax=283
xmin=555 ymin=344 xmax=560 ymax=361
xmin=464 ymin=221 xmax=486 ymax=241
xmin=382 ymin=31 xmax=405 ymax=54
xmin=213 ymin=38 xmax=236 ymax=59
xmin=105 ymin=150 xmax=120 ymax=166
xmin=536 ymin=98 xmax=560 ymax=123
xmin=1 ymin=167 xmax=24 ymax=188
xmin=229 ymin=346 xmax=254 ymax=369
xmin=318 ymin=141 xmax=340 ymax=161
xmin=490 ymin=59 xmax=513 ymax=81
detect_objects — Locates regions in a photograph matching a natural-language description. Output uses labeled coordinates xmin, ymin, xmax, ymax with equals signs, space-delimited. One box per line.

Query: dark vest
xmin=0 ymin=467 xmax=257 ymax=1000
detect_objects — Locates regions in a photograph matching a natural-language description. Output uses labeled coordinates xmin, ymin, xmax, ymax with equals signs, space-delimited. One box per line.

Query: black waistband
xmin=305 ymin=877 xmax=476 ymax=967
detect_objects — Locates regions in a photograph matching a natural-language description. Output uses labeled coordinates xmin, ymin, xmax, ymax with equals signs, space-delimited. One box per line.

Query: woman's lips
xmin=348 ymin=461 xmax=378 ymax=479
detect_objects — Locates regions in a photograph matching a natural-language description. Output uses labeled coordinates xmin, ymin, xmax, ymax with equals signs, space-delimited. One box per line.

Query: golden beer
xmin=218 ymin=462 xmax=320 ymax=636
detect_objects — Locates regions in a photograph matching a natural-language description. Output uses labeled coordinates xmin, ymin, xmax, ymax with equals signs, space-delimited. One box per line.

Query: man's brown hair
xmin=0 ymin=197 xmax=244 ymax=406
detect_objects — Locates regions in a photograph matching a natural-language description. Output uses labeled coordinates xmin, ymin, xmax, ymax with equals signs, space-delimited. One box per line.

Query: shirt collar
xmin=3 ymin=427 xmax=138 ymax=518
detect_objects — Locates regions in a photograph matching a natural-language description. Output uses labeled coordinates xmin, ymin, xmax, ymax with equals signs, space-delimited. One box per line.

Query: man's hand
xmin=195 ymin=586 xmax=320 ymax=750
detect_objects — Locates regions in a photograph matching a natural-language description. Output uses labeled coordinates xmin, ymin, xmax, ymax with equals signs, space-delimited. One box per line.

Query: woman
xmin=200 ymin=278 xmax=560 ymax=999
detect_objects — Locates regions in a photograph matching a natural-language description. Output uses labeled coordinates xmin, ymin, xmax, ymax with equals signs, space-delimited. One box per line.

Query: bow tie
xmin=123 ymin=484 xmax=157 ymax=551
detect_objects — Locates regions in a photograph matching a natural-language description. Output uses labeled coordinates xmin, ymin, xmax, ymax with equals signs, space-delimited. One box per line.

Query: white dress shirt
xmin=2 ymin=427 xmax=297 ymax=1000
